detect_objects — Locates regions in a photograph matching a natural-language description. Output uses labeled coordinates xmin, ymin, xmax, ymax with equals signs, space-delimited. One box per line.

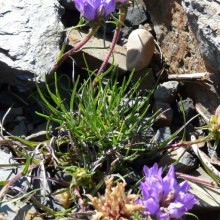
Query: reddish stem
xmin=93 ymin=7 xmax=127 ymax=87
xmin=48 ymin=27 xmax=98 ymax=76
xmin=176 ymin=172 xmax=220 ymax=187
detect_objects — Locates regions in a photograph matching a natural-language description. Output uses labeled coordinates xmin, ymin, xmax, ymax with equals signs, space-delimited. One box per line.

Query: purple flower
xmin=136 ymin=163 xmax=198 ymax=220
xmin=74 ymin=0 xmax=116 ymax=21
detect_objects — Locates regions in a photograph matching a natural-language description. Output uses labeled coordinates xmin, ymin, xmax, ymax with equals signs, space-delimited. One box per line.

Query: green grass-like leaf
xmin=36 ymin=68 xmax=159 ymax=192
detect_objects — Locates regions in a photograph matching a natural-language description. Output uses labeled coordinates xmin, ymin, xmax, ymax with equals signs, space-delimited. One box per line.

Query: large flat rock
xmin=0 ymin=0 xmax=64 ymax=90
xmin=68 ymin=29 xmax=127 ymax=72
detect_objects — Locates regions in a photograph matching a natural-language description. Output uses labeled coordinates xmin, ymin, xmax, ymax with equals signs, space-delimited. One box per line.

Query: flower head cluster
xmin=87 ymin=177 xmax=144 ymax=220
xmin=74 ymin=0 xmax=115 ymax=21
xmin=209 ymin=105 xmax=220 ymax=140
xmin=136 ymin=163 xmax=198 ymax=220
xmin=74 ymin=0 xmax=128 ymax=22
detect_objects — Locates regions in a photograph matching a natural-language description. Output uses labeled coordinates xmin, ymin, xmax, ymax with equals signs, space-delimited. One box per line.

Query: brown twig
xmin=167 ymin=72 xmax=210 ymax=82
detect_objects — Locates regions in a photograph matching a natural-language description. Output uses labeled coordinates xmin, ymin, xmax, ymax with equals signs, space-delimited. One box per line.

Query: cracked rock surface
xmin=0 ymin=0 xmax=64 ymax=90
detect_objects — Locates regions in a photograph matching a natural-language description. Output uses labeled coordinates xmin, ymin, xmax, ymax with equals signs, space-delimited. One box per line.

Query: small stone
xmin=125 ymin=5 xmax=148 ymax=28
xmin=15 ymin=115 xmax=26 ymax=122
xmin=131 ymin=68 xmax=156 ymax=93
xmin=126 ymin=29 xmax=155 ymax=71
xmin=154 ymin=81 xmax=179 ymax=103
xmin=153 ymin=101 xmax=173 ymax=127
xmin=177 ymin=97 xmax=196 ymax=121
xmin=159 ymin=147 xmax=198 ymax=173
xmin=175 ymin=148 xmax=198 ymax=173
xmin=153 ymin=127 xmax=171 ymax=144
xmin=26 ymin=123 xmax=34 ymax=133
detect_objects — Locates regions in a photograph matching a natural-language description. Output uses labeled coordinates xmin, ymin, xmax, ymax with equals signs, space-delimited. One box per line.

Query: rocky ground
xmin=0 ymin=0 xmax=220 ymax=219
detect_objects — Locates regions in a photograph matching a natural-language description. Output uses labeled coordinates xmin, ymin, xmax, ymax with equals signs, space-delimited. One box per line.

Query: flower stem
xmin=176 ymin=172 xmax=220 ymax=187
xmin=93 ymin=7 xmax=127 ymax=87
xmin=158 ymin=134 xmax=212 ymax=152
xmin=48 ymin=26 xmax=99 ymax=77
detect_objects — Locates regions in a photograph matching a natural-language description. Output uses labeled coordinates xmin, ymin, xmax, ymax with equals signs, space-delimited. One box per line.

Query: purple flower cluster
xmin=74 ymin=0 xmax=127 ymax=21
xmin=136 ymin=163 xmax=198 ymax=220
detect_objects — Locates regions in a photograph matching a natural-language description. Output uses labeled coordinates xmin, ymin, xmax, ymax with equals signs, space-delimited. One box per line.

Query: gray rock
xmin=68 ymin=29 xmax=127 ymax=73
xmin=154 ymin=81 xmax=179 ymax=103
xmin=131 ymin=68 xmax=156 ymax=93
xmin=153 ymin=101 xmax=173 ymax=127
xmin=182 ymin=0 xmax=220 ymax=74
xmin=126 ymin=29 xmax=155 ymax=71
xmin=177 ymin=97 xmax=196 ymax=121
xmin=125 ymin=4 xmax=148 ymax=28
xmin=0 ymin=0 xmax=64 ymax=90
xmin=153 ymin=127 xmax=171 ymax=144
xmin=159 ymin=147 xmax=198 ymax=173
xmin=120 ymin=26 xmax=133 ymax=40
xmin=175 ymin=148 xmax=198 ymax=173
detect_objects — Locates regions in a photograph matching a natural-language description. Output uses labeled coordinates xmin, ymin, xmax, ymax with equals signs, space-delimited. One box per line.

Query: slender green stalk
xmin=93 ymin=7 xmax=127 ymax=87
xmin=31 ymin=196 xmax=56 ymax=216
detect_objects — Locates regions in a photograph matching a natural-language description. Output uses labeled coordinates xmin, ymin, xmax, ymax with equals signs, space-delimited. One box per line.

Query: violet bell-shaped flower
xmin=74 ymin=0 xmax=116 ymax=21
xmin=136 ymin=163 xmax=198 ymax=220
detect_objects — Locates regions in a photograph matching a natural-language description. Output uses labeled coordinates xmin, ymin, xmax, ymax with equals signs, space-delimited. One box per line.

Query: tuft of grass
xmin=36 ymin=68 xmax=160 ymax=193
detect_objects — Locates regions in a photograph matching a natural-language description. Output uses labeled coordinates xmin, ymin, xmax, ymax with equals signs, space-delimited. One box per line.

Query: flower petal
xmin=156 ymin=211 xmax=170 ymax=220
xmin=83 ymin=1 xmax=97 ymax=21
xmin=162 ymin=165 xmax=178 ymax=197
xmin=167 ymin=202 xmax=185 ymax=218
xmin=102 ymin=0 xmax=116 ymax=17
xmin=74 ymin=0 xmax=116 ymax=21
xmin=146 ymin=198 xmax=160 ymax=215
